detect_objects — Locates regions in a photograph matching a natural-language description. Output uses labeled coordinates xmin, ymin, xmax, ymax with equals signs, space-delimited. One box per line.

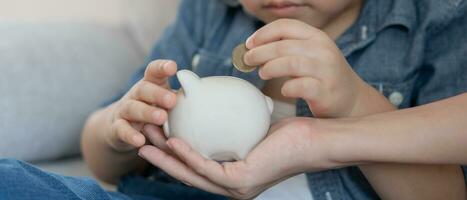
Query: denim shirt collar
xmin=376 ymin=0 xmax=417 ymax=33
xmin=337 ymin=0 xmax=417 ymax=56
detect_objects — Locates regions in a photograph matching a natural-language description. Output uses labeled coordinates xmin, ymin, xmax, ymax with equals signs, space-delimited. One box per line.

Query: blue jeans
xmin=0 ymin=159 xmax=227 ymax=200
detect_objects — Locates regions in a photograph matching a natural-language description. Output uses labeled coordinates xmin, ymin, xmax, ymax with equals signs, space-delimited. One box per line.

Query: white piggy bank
xmin=163 ymin=70 xmax=273 ymax=161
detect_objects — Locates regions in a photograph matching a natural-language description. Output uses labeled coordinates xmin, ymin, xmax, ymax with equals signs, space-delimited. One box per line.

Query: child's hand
xmin=106 ymin=60 xmax=177 ymax=152
xmin=245 ymin=19 xmax=370 ymax=117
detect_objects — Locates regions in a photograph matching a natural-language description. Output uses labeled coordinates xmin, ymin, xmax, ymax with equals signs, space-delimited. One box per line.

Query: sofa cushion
xmin=0 ymin=22 xmax=145 ymax=162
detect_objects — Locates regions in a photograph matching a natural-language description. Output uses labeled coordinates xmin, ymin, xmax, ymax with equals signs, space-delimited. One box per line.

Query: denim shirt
xmin=118 ymin=0 xmax=467 ymax=199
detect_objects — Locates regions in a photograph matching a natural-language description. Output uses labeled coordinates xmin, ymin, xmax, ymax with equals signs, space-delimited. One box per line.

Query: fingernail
xmin=259 ymin=73 xmax=267 ymax=80
xmin=163 ymin=61 xmax=170 ymax=70
xmin=138 ymin=149 xmax=146 ymax=159
xmin=163 ymin=94 xmax=173 ymax=106
xmin=166 ymin=141 xmax=173 ymax=149
xmin=243 ymin=51 xmax=251 ymax=66
xmin=281 ymin=86 xmax=289 ymax=97
xmin=133 ymin=134 xmax=141 ymax=144
xmin=246 ymin=34 xmax=254 ymax=49
xmin=181 ymin=181 xmax=193 ymax=187
xmin=159 ymin=61 xmax=167 ymax=69
xmin=153 ymin=111 xmax=161 ymax=122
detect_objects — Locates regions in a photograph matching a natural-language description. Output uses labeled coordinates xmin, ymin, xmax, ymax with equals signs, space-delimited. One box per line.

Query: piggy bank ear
xmin=163 ymin=121 xmax=171 ymax=138
xmin=176 ymin=70 xmax=202 ymax=97
xmin=265 ymin=96 xmax=274 ymax=114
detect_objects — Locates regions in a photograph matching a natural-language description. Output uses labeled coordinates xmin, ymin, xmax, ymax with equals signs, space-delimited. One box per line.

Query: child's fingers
xmin=259 ymin=56 xmax=321 ymax=80
xmin=281 ymin=77 xmax=321 ymax=100
xmin=142 ymin=124 xmax=170 ymax=152
xmin=118 ymin=99 xmax=167 ymax=125
xmin=144 ymin=60 xmax=177 ymax=85
xmin=130 ymin=122 xmax=144 ymax=132
xmin=109 ymin=119 xmax=146 ymax=150
xmin=131 ymin=81 xmax=177 ymax=109
xmin=246 ymin=18 xmax=317 ymax=49
xmin=244 ymin=39 xmax=311 ymax=66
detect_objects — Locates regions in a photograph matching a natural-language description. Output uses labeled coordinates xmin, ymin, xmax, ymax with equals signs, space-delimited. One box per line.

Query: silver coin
xmin=232 ymin=43 xmax=257 ymax=73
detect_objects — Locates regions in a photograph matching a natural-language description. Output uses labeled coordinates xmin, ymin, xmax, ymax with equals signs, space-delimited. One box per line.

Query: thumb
xmin=144 ymin=59 xmax=178 ymax=85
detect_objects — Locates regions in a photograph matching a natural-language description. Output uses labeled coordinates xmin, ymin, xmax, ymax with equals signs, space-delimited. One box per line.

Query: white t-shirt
xmin=254 ymin=100 xmax=313 ymax=200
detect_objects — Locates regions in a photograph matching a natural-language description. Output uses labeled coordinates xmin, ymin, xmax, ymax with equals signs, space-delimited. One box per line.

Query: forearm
xmin=348 ymin=85 xmax=465 ymax=199
xmin=81 ymin=103 xmax=148 ymax=184
xmin=341 ymin=93 xmax=467 ymax=165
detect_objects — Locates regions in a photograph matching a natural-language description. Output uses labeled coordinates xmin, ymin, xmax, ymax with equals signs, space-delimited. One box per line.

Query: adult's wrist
xmin=310 ymin=118 xmax=370 ymax=169
xmin=327 ymin=116 xmax=398 ymax=168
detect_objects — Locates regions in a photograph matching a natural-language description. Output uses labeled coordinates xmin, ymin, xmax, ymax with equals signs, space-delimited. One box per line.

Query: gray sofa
xmin=0 ymin=0 xmax=179 ymax=186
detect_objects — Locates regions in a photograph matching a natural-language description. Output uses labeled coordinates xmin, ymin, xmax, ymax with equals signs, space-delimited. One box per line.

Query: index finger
xmin=144 ymin=60 xmax=178 ymax=85
xmin=245 ymin=19 xmax=317 ymax=49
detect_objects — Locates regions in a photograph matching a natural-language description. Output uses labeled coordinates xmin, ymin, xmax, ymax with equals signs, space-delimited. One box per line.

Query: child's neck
xmin=322 ymin=0 xmax=364 ymax=40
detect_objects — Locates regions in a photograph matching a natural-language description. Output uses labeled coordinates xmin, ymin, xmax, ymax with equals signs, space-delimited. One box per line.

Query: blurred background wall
xmin=0 ymin=0 xmax=179 ymax=52
xmin=0 ymin=0 xmax=127 ymax=25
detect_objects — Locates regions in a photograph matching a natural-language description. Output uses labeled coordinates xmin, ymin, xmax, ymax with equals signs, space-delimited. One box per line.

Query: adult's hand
xmin=138 ymin=117 xmax=346 ymax=199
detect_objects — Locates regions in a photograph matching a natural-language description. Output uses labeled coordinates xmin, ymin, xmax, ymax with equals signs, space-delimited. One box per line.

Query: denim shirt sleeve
xmin=414 ymin=1 xmax=467 ymax=105
xmin=102 ymin=0 xmax=204 ymax=105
